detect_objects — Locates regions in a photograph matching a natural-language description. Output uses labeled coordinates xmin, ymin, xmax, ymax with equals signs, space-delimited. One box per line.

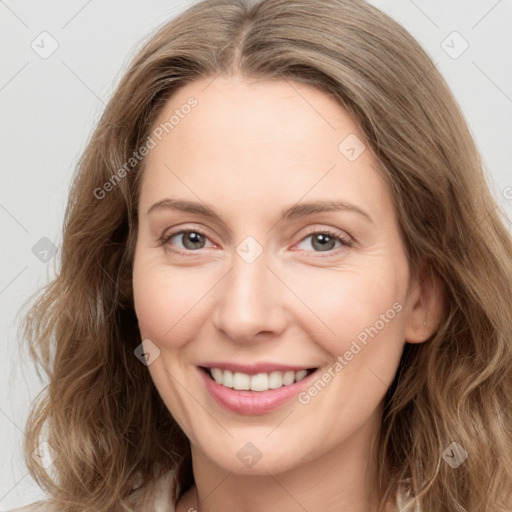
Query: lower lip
xmin=199 ymin=367 xmax=317 ymax=415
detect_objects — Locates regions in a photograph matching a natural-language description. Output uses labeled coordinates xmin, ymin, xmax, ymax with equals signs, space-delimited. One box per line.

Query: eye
xmin=296 ymin=230 xmax=352 ymax=253
xmin=160 ymin=228 xmax=351 ymax=254
xmin=162 ymin=229 xmax=214 ymax=251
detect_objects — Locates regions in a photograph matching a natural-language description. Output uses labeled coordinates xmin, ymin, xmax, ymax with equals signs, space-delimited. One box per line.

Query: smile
xmin=204 ymin=367 xmax=316 ymax=392
xmin=198 ymin=365 xmax=319 ymax=415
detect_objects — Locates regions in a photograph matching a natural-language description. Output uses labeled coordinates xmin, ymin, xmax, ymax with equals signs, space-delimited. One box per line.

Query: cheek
xmin=132 ymin=257 xmax=210 ymax=347
xmin=287 ymin=263 xmax=406 ymax=358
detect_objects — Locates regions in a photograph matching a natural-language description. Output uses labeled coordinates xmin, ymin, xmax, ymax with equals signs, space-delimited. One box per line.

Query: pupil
xmin=313 ymin=233 xmax=335 ymax=252
xmin=184 ymin=232 xmax=204 ymax=249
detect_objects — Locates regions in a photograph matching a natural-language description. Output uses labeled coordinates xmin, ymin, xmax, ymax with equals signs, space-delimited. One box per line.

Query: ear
xmin=404 ymin=266 xmax=444 ymax=344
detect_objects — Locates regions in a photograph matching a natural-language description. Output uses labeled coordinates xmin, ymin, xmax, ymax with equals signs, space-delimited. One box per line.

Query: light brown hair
xmin=22 ymin=0 xmax=512 ymax=510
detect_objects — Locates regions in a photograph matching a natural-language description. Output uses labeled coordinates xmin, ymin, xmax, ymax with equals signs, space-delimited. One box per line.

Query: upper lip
xmin=198 ymin=362 xmax=317 ymax=375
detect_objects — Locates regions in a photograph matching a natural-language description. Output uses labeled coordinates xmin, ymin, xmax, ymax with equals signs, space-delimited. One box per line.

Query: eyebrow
xmin=146 ymin=198 xmax=373 ymax=224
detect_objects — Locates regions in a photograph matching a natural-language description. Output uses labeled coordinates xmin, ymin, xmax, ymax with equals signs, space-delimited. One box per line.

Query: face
xmin=132 ymin=75 xmax=422 ymax=476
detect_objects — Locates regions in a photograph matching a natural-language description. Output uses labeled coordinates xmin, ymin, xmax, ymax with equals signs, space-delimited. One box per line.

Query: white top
xmin=8 ymin=472 xmax=419 ymax=511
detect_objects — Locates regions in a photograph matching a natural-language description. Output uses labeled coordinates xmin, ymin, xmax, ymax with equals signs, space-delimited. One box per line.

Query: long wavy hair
xmin=21 ymin=0 xmax=512 ymax=510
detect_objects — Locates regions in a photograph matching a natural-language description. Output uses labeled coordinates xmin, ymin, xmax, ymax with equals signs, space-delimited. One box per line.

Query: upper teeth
xmin=210 ymin=368 xmax=310 ymax=392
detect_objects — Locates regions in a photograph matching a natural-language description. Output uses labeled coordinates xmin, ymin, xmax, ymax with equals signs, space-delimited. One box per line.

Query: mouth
xmin=199 ymin=366 xmax=318 ymax=392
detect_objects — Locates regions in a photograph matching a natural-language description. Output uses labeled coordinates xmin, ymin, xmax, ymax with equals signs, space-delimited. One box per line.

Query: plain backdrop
xmin=1 ymin=0 xmax=511 ymax=508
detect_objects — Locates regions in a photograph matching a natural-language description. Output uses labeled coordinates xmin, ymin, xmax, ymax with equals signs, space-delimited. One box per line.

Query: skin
xmin=132 ymin=75 xmax=442 ymax=512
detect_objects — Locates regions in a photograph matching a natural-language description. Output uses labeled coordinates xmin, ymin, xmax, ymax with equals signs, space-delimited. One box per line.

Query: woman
xmin=15 ymin=0 xmax=512 ymax=511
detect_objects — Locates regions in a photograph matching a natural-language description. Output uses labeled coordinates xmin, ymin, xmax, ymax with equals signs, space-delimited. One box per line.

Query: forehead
xmin=140 ymin=75 xmax=391 ymax=223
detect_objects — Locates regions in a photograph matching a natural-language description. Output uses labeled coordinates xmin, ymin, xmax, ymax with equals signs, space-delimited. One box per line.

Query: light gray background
xmin=1 ymin=1 xmax=511 ymax=508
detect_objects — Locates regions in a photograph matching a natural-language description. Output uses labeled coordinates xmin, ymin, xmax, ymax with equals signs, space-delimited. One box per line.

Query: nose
xmin=212 ymin=251 xmax=288 ymax=344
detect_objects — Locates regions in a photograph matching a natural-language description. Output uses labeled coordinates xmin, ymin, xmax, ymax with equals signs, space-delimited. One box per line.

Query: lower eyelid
xmin=161 ymin=229 xmax=351 ymax=253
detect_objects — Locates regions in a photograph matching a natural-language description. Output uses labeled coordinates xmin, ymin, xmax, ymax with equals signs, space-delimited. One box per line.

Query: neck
xmin=178 ymin=408 xmax=386 ymax=512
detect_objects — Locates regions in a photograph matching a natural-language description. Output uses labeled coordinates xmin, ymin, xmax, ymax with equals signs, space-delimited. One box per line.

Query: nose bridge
xmin=213 ymin=246 xmax=286 ymax=342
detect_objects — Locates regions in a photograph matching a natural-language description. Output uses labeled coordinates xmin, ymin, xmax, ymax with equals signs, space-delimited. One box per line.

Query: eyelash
xmin=160 ymin=228 xmax=353 ymax=256
xmin=296 ymin=229 xmax=353 ymax=256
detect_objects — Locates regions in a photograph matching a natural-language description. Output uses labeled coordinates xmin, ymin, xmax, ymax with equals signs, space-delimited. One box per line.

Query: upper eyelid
xmin=162 ymin=228 xmax=213 ymax=244
xmin=290 ymin=226 xmax=353 ymax=247
xmin=293 ymin=230 xmax=352 ymax=252
xmin=162 ymin=226 xmax=352 ymax=250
